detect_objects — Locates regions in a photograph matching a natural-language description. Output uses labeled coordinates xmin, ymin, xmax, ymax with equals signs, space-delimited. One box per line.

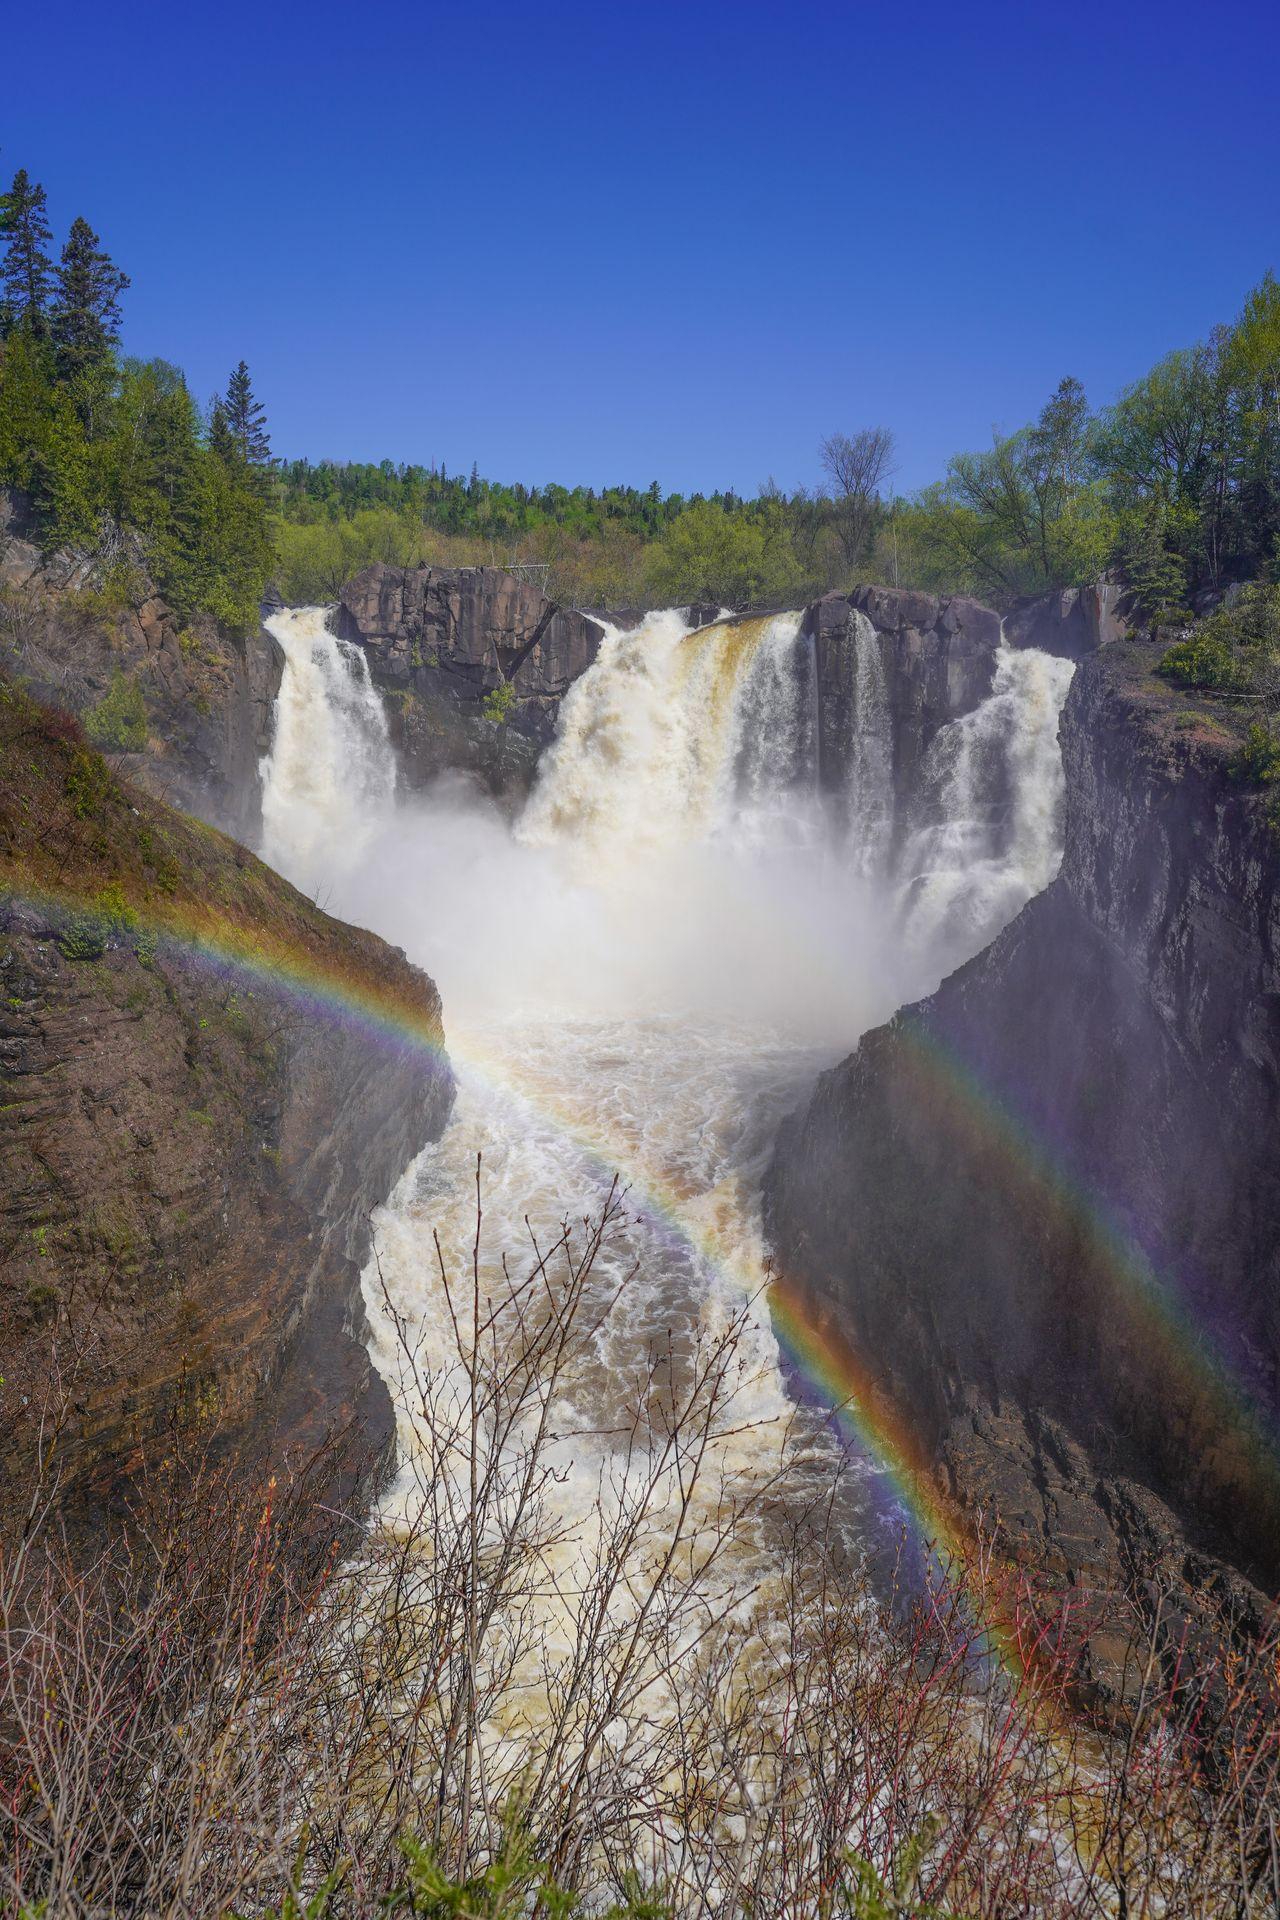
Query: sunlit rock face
xmin=767 ymin=637 xmax=1280 ymax=1696
xmin=0 ymin=685 xmax=453 ymax=1532
xmin=805 ymin=586 xmax=1003 ymax=819
xmin=333 ymin=562 xmax=607 ymax=805
xmin=1004 ymin=582 xmax=1131 ymax=659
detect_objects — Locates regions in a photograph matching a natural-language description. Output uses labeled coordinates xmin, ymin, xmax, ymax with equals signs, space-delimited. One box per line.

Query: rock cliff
xmin=0 ymin=675 xmax=453 ymax=1519
xmin=333 ymin=562 xmax=606 ymax=804
xmin=806 ymin=586 xmax=1003 ymax=819
xmin=767 ymin=639 xmax=1280 ymax=1675
xmin=1 ymin=490 xmax=283 ymax=841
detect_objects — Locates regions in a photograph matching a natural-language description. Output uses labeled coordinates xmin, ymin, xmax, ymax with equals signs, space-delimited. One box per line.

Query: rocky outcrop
xmin=767 ymin=640 xmax=1280 ymax=1672
xmin=334 ymin=563 xmax=607 ymax=804
xmin=1 ymin=491 xmax=283 ymax=841
xmin=805 ymin=585 xmax=1003 ymax=811
xmin=0 ymin=677 xmax=453 ymax=1519
xmin=1004 ymin=582 xmax=1130 ymax=658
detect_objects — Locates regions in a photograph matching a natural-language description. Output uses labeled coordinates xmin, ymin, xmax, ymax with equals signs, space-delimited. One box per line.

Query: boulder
xmin=1005 ymin=582 xmax=1130 ymax=658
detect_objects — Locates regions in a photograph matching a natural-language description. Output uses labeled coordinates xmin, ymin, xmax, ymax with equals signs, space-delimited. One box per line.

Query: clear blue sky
xmin=7 ymin=0 xmax=1277 ymax=495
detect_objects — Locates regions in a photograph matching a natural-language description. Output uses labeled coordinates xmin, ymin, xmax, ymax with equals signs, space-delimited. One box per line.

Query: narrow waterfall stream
xmin=259 ymin=603 xmax=1073 ymax=1749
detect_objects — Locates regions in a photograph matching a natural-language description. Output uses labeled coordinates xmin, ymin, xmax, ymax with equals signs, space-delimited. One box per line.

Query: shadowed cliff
xmin=767 ymin=637 xmax=1280 ymax=1687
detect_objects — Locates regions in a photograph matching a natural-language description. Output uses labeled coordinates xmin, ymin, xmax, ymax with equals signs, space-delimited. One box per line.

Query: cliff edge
xmin=767 ymin=638 xmax=1280 ymax=1681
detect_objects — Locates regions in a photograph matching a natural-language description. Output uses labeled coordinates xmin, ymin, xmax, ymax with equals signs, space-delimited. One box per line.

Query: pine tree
xmin=0 ymin=169 xmax=55 ymax=335
xmin=51 ymin=217 xmax=129 ymax=377
xmin=208 ymin=396 xmax=234 ymax=462
xmin=223 ymin=361 xmax=271 ymax=467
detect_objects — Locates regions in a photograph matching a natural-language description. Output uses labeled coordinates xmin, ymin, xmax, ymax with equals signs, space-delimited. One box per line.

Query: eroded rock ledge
xmin=766 ymin=641 xmax=1280 ymax=1680
xmin=0 ymin=679 xmax=453 ymax=1520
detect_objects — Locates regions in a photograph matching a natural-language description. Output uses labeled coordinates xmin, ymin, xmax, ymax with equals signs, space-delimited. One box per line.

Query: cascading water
xmin=844 ymin=610 xmax=894 ymax=878
xmin=257 ymin=602 xmax=1074 ymax=1786
xmin=261 ymin=606 xmax=396 ymax=898
xmin=895 ymin=643 xmax=1075 ymax=969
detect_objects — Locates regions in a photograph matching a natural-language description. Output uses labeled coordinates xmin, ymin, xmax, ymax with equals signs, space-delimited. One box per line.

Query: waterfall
xmin=260 ymin=606 xmax=395 ymax=904
xmin=895 ymin=644 xmax=1076 ymax=968
xmin=251 ymin=599 xmax=1079 ymax=1856
xmin=844 ymin=610 xmax=894 ymax=879
xmin=519 ymin=609 xmax=812 ymax=864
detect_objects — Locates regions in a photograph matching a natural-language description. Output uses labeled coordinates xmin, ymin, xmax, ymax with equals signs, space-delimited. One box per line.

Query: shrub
xmin=84 ymin=670 xmax=148 ymax=753
xmin=1232 ymin=722 xmax=1280 ymax=783
xmin=1158 ymin=631 xmax=1235 ymax=689
xmin=481 ymin=679 xmax=517 ymax=725
xmin=63 ymin=746 xmax=111 ymax=818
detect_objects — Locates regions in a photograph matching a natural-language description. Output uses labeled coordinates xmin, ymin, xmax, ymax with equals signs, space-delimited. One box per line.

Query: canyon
xmin=3 ymin=510 xmax=1276 ymax=1691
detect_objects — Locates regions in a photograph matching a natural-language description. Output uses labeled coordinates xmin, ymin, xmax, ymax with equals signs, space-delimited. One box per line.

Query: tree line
xmin=2 ymin=158 xmax=1277 ymax=623
xmin=0 ymin=168 xmax=274 ymax=628
xmin=270 ymin=278 xmax=1280 ymax=616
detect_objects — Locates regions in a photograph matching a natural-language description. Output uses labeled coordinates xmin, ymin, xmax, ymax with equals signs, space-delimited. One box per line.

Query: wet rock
xmin=0 ymin=683 xmax=454 ymax=1524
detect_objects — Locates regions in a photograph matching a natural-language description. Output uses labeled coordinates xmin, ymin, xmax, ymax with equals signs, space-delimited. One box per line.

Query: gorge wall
xmin=1 ymin=490 xmax=283 ymax=842
xmin=0 ymin=676 xmax=453 ymax=1522
xmin=333 ymin=562 xmax=607 ymax=803
xmin=767 ymin=639 xmax=1280 ymax=1682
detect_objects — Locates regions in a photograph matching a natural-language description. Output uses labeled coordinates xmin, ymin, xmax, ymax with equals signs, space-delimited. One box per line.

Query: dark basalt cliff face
xmin=767 ymin=640 xmax=1280 ymax=1673
xmin=0 ymin=679 xmax=453 ymax=1518
xmin=2 ymin=491 xmax=283 ymax=842
xmin=806 ymin=585 xmax=1003 ymax=814
xmin=334 ymin=562 xmax=606 ymax=805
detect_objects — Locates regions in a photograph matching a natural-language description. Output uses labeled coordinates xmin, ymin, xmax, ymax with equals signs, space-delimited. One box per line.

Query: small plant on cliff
xmin=1231 ymin=721 xmax=1280 ymax=784
xmin=481 ymin=678 xmax=517 ymax=725
xmin=63 ymin=745 xmax=111 ymax=817
xmin=84 ymin=670 xmax=147 ymax=753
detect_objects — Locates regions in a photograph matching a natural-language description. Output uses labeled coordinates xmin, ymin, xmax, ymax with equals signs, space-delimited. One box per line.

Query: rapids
xmin=259 ymin=601 xmax=1073 ymax=1591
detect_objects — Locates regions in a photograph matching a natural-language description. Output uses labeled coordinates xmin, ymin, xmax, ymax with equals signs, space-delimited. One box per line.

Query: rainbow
xmin=7 ymin=869 xmax=1276 ymax=1695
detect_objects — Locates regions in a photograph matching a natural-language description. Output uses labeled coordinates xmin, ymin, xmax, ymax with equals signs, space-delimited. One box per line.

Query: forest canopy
xmin=2 ymin=162 xmax=1277 ymax=624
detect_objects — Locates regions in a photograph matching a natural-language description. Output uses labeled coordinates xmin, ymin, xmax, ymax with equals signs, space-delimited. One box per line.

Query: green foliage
xmin=481 ymin=679 xmax=517 ymax=724
xmin=1159 ymin=582 xmax=1280 ymax=693
xmin=51 ymin=216 xmax=129 ymax=381
xmin=1232 ymin=722 xmax=1280 ymax=784
xmin=84 ymin=669 xmax=148 ymax=752
xmin=0 ymin=169 xmax=54 ymax=334
xmin=57 ymin=908 xmax=106 ymax=960
xmin=644 ymin=498 xmax=803 ymax=607
xmin=0 ymin=165 xmax=273 ymax=632
xmin=1120 ymin=502 xmax=1190 ymax=622
xmin=224 ymin=359 xmax=272 ymax=469
xmin=1158 ymin=630 xmax=1234 ymax=689
xmin=63 ymin=745 xmax=111 ymax=817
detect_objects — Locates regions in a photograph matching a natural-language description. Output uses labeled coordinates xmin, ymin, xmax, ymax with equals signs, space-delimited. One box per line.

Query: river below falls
xmin=259 ymin=603 xmax=1075 ymax=1586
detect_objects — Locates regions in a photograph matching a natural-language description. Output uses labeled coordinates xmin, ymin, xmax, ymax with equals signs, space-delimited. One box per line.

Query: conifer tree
xmin=0 ymin=169 xmax=55 ymax=334
xmin=208 ymin=396 xmax=234 ymax=462
xmin=223 ymin=360 xmax=271 ymax=467
xmin=51 ymin=216 xmax=129 ymax=377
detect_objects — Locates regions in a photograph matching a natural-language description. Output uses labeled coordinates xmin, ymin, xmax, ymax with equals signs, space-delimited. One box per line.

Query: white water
xmin=844 ymin=609 xmax=894 ymax=879
xmin=260 ymin=608 xmax=395 ymax=901
xmin=259 ymin=601 xmax=1073 ymax=1697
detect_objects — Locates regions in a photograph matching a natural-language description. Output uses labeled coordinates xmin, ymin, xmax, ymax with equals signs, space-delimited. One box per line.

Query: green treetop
xmin=0 ymin=169 xmax=55 ymax=335
xmin=51 ymin=217 xmax=129 ymax=379
xmin=223 ymin=360 xmax=271 ymax=468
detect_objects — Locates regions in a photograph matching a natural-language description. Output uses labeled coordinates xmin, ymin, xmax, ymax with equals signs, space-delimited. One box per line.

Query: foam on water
xmin=259 ymin=602 xmax=1075 ymax=1749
